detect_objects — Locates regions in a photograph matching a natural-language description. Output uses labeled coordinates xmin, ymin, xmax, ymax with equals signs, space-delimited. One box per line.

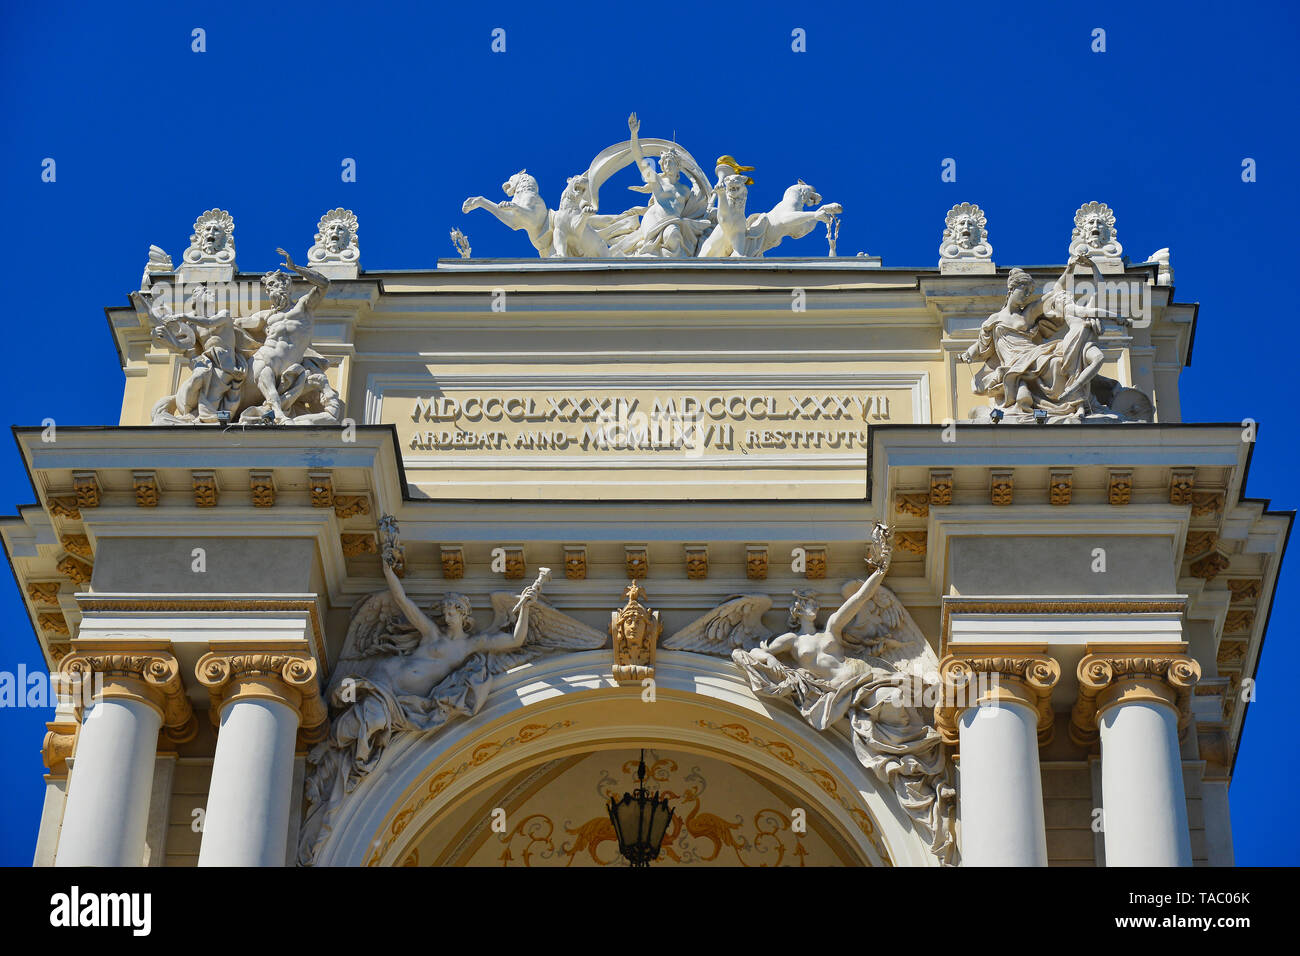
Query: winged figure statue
xmin=664 ymin=522 xmax=957 ymax=864
xmin=299 ymin=518 xmax=605 ymax=864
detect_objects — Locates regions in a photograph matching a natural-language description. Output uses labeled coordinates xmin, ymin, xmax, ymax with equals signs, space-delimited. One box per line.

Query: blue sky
xmin=1 ymin=1 xmax=1296 ymax=865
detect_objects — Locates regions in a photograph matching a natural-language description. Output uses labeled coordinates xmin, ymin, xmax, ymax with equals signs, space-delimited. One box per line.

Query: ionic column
xmin=937 ymin=653 xmax=1060 ymax=866
xmin=1071 ymin=651 xmax=1201 ymax=867
xmin=195 ymin=650 xmax=327 ymax=866
xmin=55 ymin=650 xmax=196 ymax=867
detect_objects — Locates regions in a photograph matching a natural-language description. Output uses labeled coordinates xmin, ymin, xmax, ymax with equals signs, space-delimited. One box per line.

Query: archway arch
xmin=313 ymin=651 xmax=938 ymax=867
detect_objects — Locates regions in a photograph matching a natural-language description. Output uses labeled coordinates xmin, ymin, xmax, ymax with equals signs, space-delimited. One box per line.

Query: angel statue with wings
xmin=299 ymin=518 xmax=605 ymax=865
xmin=662 ymin=521 xmax=957 ymax=864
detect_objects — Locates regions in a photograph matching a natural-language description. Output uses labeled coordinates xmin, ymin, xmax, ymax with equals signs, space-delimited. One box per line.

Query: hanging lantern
xmin=607 ymin=750 xmax=674 ymax=867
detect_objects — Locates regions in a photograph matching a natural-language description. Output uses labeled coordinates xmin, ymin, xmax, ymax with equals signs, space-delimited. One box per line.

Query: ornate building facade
xmin=2 ymin=147 xmax=1289 ymax=866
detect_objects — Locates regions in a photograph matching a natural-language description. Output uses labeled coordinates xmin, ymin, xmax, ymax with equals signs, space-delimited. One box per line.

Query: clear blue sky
xmin=1 ymin=1 xmax=1295 ymax=865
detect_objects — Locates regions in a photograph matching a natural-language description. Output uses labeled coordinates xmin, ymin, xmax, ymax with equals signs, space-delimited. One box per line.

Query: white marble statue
xmin=141 ymin=284 xmax=256 ymax=424
xmin=662 ymin=522 xmax=956 ymax=864
xmin=550 ymin=174 xmax=612 ymax=258
xmin=739 ymin=180 xmax=842 ymax=257
xmin=960 ymin=256 xmax=1148 ymax=422
xmin=697 ymin=173 xmax=753 ymax=257
xmin=239 ymin=248 xmax=340 ymax=424
xmin=462 ymin=170 xmax=554 ymax=257
xmin=939 ymin=202 xmax=992 ymax=260
xmin=603 ymin=113 xmax=715 ymax=258
xmin=299 ymin=519 xmax=606 ymax=864
xmin=461 ymin=117 xmax=842 ymax=258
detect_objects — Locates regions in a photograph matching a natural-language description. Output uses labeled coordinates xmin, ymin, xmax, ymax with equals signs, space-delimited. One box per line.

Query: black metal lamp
xmin=607 ymin=750 xmax=674 ymax=867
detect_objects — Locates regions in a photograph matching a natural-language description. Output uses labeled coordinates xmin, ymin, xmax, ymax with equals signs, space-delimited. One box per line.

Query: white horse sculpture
xmin=550 ymin=174 xmax=612 ymax=258
xmin=462 ymin=170 xmax=554 ymax=257
xmin=746 ymin=180 xmax=842 ymax=256
xmin=699 ymin=178 xmax=842 ymax=257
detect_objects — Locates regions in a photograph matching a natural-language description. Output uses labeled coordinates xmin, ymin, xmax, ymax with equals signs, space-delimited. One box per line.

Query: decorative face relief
xmin=309 ymin=208 xmax=360 ymax=263
xmin=1069 ymin=201 xmax=1122 ymax=259
xmin=939 ymin=202 xmax=991 ymax=260
xmin=610 ymin=582 xmax=662 ymax=683
xmin=183 ymin=209 xmax=236 ymax=264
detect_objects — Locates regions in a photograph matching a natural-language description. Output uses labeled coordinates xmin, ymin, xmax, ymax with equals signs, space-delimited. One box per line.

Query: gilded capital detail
xmin=1069 ymin=651 xmax=1202 ymax=747
xmin=195 ymin=649 xmax=328 ymax=745
xmin=935 ymin=652 xmax=1060 ymax=747
xmin=60 ymin=649 xmax=197 ymax=744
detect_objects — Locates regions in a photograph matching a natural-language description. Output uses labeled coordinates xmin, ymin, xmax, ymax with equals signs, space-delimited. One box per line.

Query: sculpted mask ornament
xmin=183 ymin=209 xmax=235 ymax=264
xmin=611 ymin=583 xmax=662 ymax=683
xmin=939 ymin=202 xmax=992 ymax=260
xmin=309 ymin=208 xmax=360 ymax=264
xmin=1069 ymin=201 xmax=1122 ymax=259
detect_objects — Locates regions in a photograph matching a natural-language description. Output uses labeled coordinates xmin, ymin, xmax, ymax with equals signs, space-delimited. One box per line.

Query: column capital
xmin=935 ymin=650 xmax=1061 ymax=748
xmin=195 ymin=648 xmax=328 ymax=745
xmin=1070 ymin=649 xmax=1202 ymax=747
xmin=60 ymin=648 xmax=197 ymax=744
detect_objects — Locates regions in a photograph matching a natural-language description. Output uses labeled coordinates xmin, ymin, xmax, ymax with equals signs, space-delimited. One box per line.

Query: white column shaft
xmin=56 ymin=697 xmax=162 ymax=866
xmin=959 ymin=700 xmax=1048 ymax=866
xmin=1099 ymin=700 xmax=1192 ymax=866
xmin=198 ymin=697 xmax=299 ymax=866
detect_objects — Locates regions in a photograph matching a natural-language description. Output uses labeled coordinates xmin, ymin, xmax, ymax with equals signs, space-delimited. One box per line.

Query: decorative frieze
xmin=1048 ymin=470 xmax=1073 ymax=506
xmin=746 ymin=545 xmax=768 ymax=580
xmin=1069 ymin=651 xmax=1201 ymax=747
xmin=48 ymin=496 xmax=80 ymax=520
xmin=803 ymin=546 xmax=827 ymax=580
xmin=895 ymin=531 xmax=927 ymax=556
xmin=133 ymin=471 xmax=160 ymax=507
xmin=72 ymin=473 xmax=101 ymax=509
xmin=61 ymin=649 xmax=197 ymax=744
xmin=502 ymin=547 xmax=526 ymax=580
xmin=625 ymin=545 xmax=648 ymax=580
xmin=1107 ymin=469 xmax=1133 ymax=505
xmin=990 ymin=470 xmax=1014 ymax=506
xmin=309 ymin=473 xmax=334 ymax=508
xmin=1184 ymin=530 xmax=1217 ymax=559
xmin=935 ymin=652 xmax=1061 ymax=747
xmin=1227 ymin=578 xmax=1261 ymax=603
xmin=1216 ymin=640 xmax=1248 ymax=668
xmin=610 ymin=583 xmax=662 ymax=684
xmin=1191 ymin=491 xmax=1225 ymax=517
xmin=1190 ymin=550 xmax=1231 ymax=581
xmin=192 ymin=471 xmax=218 ymax=508
xmin=685 ymin=545 xmax=709 ymax=580
xmin=194 ymin=649 xmax=328 ymax=745
xmin=1223 ymin=609 xmax=1255 ymax=634
xmin=563 ymin=545 xmax=587 ymax=580
xmin=333 ymin=495 xmax=370 ymax=519
xmin=440 ymin=545 xmax=465 ymax=580
xmin=895 ymin=493 xmax=929 ymax=518
xmin=56 ymin=555 xmax=93 ymax=586
xmin=341 ymin=533 xmax=378 ymax=557
xmin=249 ymin=471 xmax=276 ymax=508
xmin=929 ymin=469 xmax=953 ymax=507
xmin=37 ymin=612 xmax=69 ymax=636
xmin=1169 ymin=469 xmax=1196 ymax=505
xmin=26 ymin=581 xmax=62 ymax=606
